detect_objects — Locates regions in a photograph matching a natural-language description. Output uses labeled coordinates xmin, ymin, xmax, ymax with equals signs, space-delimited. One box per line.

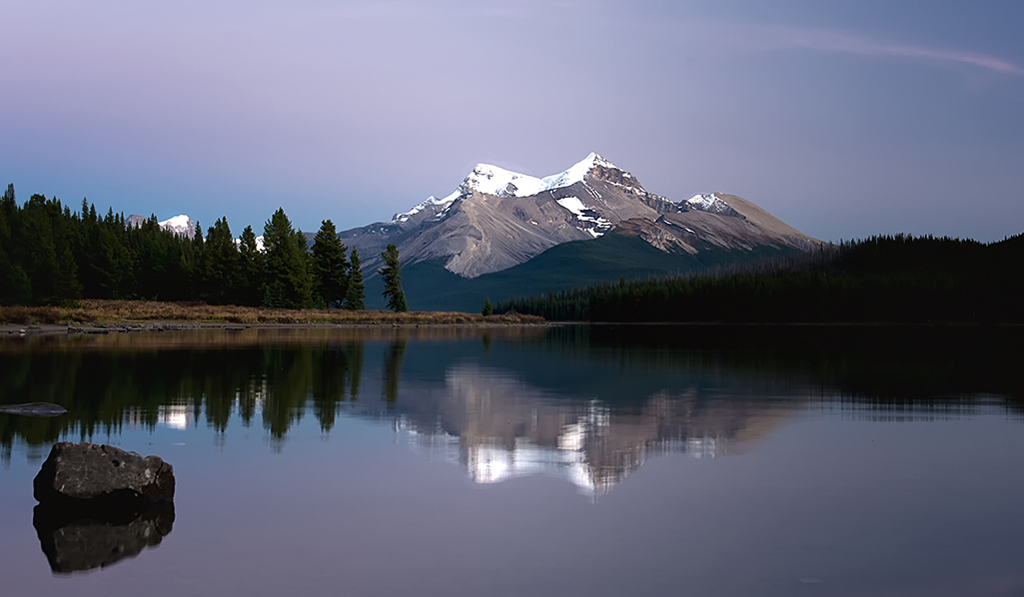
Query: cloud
xmin=767 ymin=25 xmax=1024 ymax=77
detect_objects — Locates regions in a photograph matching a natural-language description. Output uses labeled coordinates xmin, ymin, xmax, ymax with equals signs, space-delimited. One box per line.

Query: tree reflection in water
xmin=1 ymin=325 xmax=1022 ymax=477
xmin=382 ymin=339 xmax=407 ymax=407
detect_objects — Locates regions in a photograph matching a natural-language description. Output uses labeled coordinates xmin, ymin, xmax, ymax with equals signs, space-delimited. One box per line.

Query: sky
xmin=3 ymin=0 xmax=1023 ymax=242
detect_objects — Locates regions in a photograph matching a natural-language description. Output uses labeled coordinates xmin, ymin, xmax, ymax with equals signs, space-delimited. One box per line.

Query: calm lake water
xmin=1 ymin=324 xmax=1022 ymax=596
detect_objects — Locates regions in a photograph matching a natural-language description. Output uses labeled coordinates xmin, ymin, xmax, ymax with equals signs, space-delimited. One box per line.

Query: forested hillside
xmin=496 ymin=234 xmax=1024 ymax=323
xmin=360 ymin=233 xmax=798 ymax=312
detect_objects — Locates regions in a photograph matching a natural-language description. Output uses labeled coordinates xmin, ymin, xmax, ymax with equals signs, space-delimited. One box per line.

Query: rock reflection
xmin=33 ymin=502 xmax=174 ymax=574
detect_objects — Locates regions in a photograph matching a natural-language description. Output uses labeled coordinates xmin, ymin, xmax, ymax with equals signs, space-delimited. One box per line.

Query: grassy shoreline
xmin=0 ymin=299 xmax=545 ymax=327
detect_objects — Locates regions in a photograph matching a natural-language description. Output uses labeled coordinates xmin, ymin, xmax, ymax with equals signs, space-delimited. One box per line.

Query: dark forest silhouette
xmin=0 ymin=184 xmax=378 ymax=310
xmin=496 ymin=233 xmax=1024 ymax=323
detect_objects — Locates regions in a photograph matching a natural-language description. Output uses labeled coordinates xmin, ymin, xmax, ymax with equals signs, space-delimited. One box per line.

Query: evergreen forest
xmin=0 ymin=184 xmax=374 ymax=310
xmin=496 ymin=233 xmax=1024 ymax=323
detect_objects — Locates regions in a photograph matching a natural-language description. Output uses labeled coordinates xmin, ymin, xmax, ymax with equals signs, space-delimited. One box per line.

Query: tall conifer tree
xmin=262 ymin=208 xmax=312 ymax=309
xmin=344 ymin=249 xmax=366 ymax=310
xmin=238 ymin=225 xmax=264 ymax=306
xmin=311 ymin=219 xmax=348 ymax=308
xmin=378 ymin=243 xmax=407 ymax=312
xmin=203 ymin=217 xmax=241 ymax=304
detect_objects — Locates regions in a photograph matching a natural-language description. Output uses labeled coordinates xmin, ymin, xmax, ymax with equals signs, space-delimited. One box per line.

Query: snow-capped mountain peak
xmin=462 ymin=164 xmax=547 ymax=198
xmin=158 ymin=214 xmax=196 ymax=237
xmin=457 ymin=152 xmax=622 ymax=199
xmin=392 ymin=153 xmax=619 ymax=223
xmin=128 ymin=213 xmax=196 ymax=238
xmin=539 ymin=152 xmax=612 ymax=190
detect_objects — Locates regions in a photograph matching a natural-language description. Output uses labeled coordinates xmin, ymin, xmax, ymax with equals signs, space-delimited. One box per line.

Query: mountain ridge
xmin=339 ymin=153 xmax=820 ymax=280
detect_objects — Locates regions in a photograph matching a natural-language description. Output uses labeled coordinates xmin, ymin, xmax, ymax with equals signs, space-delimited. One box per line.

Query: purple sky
xmin=3 ymin=0 xmax=1023 ymax=242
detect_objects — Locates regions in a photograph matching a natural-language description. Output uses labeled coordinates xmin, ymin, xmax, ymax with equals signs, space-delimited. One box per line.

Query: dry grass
xmin=0 ymin=300 xmax=544 ymax=326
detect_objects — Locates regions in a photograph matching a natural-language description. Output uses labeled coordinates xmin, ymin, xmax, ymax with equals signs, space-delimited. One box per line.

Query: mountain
xmin=340 ymin=153 xmax=818 ymax=281
xmin=339 ymin=153 xmax=821 ymax=310
xmin=127 ymin=214 xmax=196 ymax=239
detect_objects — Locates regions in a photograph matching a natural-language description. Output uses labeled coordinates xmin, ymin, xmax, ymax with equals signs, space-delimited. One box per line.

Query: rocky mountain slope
xmin=340 ymin=153 xmax=819 ymax=278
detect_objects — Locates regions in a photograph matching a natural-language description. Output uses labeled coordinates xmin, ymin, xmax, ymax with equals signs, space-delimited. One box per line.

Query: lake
xmin=1 ymin=324 xmax=1023 ymax=596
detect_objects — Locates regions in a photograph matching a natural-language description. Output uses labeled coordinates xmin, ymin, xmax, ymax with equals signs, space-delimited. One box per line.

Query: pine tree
xmin=343 ymin=249 xmax=366 ymax=310
xmin=262 ymin=208 xmax=312 ymax=309
xmin=89 ymin=207 xmax=135 ymax=299
xmin=378 ymin=243 xmax=407 ymax=312
xmin=188 ymin=221 xmax=206 ymax=298
xmin=53 ymin=202 xmax=82 ymax=302
xmin=311 ymin=220 xmax=349 ymax=309
xmin=203 ymin=217 xmax=242 ymax=304
xmin=1 ymin=184 xmax=14 ymax=222
xmin=237 ymin=225 xmax=264 ymax=306
xmin=482 ymin=298 xmax=493 ymax=316
xmin=0 ymin=186 xmax=32 ymax=304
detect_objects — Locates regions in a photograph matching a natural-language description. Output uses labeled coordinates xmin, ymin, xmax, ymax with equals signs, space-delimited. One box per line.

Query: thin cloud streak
xmin=776 ymin=26 xmax=1024 ymax=76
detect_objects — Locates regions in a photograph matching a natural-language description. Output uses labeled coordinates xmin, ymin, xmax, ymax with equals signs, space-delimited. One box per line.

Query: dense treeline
xmin=0 ymin=184 xmax=377 ymax=310
xmin=496 ymin=233 xmax=1024 ymax=323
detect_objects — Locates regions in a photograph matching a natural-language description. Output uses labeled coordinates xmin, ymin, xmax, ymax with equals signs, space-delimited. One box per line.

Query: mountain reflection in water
xmin=2 ymin=325 xmax=1021 ymax=495
xmin=393 ymin=364 xmax=801 ymax=495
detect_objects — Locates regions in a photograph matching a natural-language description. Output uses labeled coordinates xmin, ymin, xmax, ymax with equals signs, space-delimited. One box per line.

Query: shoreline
xmin=0 ymin=319 xmax=551 ymax=337
xmin=4 ymin=319 xmax=1018 ymax=338
xmin=0 ymin=299 xmax=546 ymax=335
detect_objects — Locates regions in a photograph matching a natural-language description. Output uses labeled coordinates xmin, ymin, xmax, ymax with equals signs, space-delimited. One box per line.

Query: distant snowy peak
xmin=159 ymin=214 xmax=196 ymax=238
xmin=232 ymin=234 xmax=265 ymax=252
xmin=127 ymin=213 xmax=196 ymax=238
xmin=684 ymin=194 xmax=741 ymax=218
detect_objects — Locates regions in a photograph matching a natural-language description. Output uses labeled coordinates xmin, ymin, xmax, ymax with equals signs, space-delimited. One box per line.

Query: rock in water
xmin=34 ymin=442 xmax=175 ymax=506
xmin=0 ymin=402 xmax=67 ymax=417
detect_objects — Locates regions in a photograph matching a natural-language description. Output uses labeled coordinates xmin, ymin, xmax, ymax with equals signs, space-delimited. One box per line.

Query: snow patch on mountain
xmin=685 ymin=194 xmax=741 ymax=217
xmin=555 ymin=196 xmax=586 ymax=214
xmin=395 ymin=191 xmax=460 ymax=223
xmin=555 ymin=196 xmax=612 ymax=238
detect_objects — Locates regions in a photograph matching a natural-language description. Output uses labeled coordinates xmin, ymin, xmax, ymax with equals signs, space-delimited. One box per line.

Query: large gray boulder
xmin=34 ymin=442 xmax=175 ymax=506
